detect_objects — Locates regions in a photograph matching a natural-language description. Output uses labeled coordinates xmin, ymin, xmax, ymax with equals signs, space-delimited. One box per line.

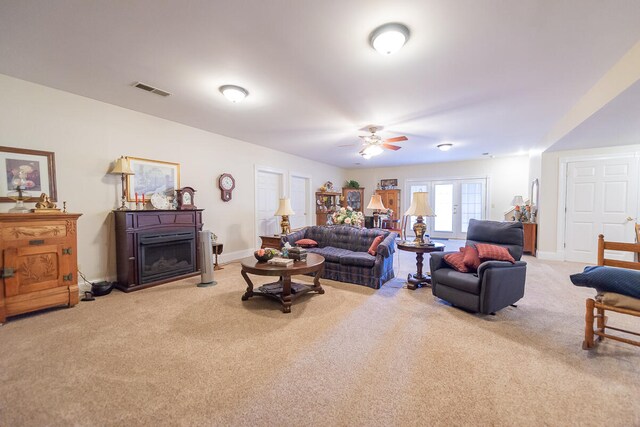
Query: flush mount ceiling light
xmin=370 ymin=23 xmax=410 ymax=55
xmin=437 ymin=143 xmax=453 ymax=151
xmin=219 ymin=85 xmax=249 ymax=103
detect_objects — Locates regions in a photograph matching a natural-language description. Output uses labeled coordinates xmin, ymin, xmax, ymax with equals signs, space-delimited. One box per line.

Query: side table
xmin=397 ymin=240 xmax=445 ymax=290
xmin=212 ymin=242 xmax=223 ymax=270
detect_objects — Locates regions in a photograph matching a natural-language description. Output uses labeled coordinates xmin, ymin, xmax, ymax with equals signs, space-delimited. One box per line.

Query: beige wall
xmin=345 ymin=155 xmax=530 ymax=221
xmin=537 ymin=144 xmax=640 ymax=257
xmin=0 ymin=74 xmax=345 ymax=281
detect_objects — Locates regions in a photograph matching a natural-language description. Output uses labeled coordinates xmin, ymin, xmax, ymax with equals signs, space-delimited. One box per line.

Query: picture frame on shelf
xmin=126 ymin=157 xmax=180 ymax=201
xmin=0 ymin=146 xmax=57 ymax=203
xmin=380 ymin=178 xmax=397 ymax=189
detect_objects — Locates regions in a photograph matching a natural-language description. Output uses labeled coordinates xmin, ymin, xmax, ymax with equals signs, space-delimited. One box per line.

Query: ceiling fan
xmin=358 ymin=126 xmax=408 ymax=159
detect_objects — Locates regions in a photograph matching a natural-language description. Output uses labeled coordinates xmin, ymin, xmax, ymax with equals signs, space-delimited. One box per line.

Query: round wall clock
xmin=176 ymin=186 xmax=196 ymax=210
xmin=218 ymin=173 xmax=235 ymax=202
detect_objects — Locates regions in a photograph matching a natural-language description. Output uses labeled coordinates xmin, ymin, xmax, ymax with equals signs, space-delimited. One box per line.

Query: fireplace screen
xmin=139 ymin=230 xmax=195 ymax=284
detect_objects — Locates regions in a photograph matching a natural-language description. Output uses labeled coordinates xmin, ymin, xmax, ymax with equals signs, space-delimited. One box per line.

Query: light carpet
xmin=1 ymin=245 xmax=639 ymax=426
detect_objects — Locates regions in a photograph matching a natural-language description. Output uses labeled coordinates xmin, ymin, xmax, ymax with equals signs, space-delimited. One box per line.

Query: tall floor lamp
xmin=274 ymin=198 xmax=295 ymax=235
xmin=109 ymin=156 xmax=134 ymax=211
xmin=405 ymin=192 xmax=435 ymax=244
xmin=366 ymin=194 xmax=387 ymax=228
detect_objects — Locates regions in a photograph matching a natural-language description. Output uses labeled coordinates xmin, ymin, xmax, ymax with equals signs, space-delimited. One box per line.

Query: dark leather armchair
xmin=429 ymin=219 xmax=527 ymax=314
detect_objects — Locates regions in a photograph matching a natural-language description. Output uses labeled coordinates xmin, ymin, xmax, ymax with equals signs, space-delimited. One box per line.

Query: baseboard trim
xmin=219 ymin=248 xmax=254 ymax=265
xmin=537 ymin=251 xmax=564 ymax=261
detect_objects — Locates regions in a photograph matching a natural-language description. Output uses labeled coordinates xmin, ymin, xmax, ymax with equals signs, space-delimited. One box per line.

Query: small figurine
xmin=32 ymin=193 xmax=61 ymax=212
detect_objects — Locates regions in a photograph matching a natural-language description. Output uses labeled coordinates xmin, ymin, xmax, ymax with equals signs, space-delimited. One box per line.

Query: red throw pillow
xmin=462 ymin=245 xmax=482 ymax=271
xmin=295 ymin=238 xmax=318 ymax=248
xmin=475 ymin=243 xmax=516 ymax=263
xmin=444 ymin=249 xmax=469 ymax=273
xmin=368 ymin=235 xmax=384 ymax=256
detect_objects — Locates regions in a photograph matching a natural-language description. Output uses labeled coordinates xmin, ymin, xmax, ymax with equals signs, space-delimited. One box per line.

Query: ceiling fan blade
xmin=385 ymin=136 xmax=408 ymax=143
xmin=383 ymin=144 xmax=402 ymax=151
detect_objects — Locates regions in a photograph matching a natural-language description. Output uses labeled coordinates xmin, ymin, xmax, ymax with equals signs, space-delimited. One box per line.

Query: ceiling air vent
xmin=133 ymin=82 xmax=171 ymax=97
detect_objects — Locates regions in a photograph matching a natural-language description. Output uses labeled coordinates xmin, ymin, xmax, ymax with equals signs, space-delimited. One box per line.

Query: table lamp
xmin=109 ymin=156 xmax=134 ymax=210
xmin=404 ymin=192 xmax=435 ymax=244
xmin=274 ymin=198 xmax=295 ymax=235
xmin=366 ymin=194 xmax=387 ymax=228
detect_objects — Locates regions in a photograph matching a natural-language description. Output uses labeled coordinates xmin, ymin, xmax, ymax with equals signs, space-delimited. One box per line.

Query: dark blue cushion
xmin=307 ymin=246 xmax=353 ymax=263
xmin=339 ymin=252 xmax=376 ymax=268
xmin=570 ymin=266 xmax=640 ymax=299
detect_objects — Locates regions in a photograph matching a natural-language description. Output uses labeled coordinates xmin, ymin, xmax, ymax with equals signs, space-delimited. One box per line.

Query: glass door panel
xmin=433 ymin=183 xmax=454 ymax=233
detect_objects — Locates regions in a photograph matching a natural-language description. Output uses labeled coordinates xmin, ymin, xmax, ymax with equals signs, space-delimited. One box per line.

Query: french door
xmin=406 ymin=178 xmax=487 ymax=240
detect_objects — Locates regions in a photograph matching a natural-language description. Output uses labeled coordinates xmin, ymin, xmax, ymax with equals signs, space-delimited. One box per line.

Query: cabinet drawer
xmin=1 ymin=221 xmax=70 ymax=243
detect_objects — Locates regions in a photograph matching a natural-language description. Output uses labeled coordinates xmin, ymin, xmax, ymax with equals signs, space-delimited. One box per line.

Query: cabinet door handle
xmin=63 ymin=273 xmax=73 ymax=282
xmin=62 ymin=247 xmax=73 ymax=255
xmin=29 ymin=239 xmax=45 ymax=246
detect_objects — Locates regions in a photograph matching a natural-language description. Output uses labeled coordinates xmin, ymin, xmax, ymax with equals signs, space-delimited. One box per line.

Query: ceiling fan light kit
xmin=219 ymin=84 xmax=249 ymax=103
xmin=437 ymin=143 xmax=453 ymax=151
xmin=370 ymin=23 xmax=410 ymax=55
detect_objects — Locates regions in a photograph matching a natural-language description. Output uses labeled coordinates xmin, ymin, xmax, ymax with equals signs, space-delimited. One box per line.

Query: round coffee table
xmin=240 ymin=253 xmax=325 ymax=313
xmin=397 ymin=240 xmax=445 ymax=290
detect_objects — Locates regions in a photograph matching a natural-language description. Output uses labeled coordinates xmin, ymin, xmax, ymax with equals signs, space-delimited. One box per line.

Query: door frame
xmin=288 ymin=171 xmax=313 ymax=228
xmin=556 ymin=151 xmax=640 ymax=261
xmin=254 ymin=165 xmax=287 ymax=247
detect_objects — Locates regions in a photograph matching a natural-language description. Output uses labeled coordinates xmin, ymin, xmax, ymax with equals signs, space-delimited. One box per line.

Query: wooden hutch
xmin=315 ymin=191 xmax=341 ymax=225
xmin=342 ymin=187 xmax=365 ymax=212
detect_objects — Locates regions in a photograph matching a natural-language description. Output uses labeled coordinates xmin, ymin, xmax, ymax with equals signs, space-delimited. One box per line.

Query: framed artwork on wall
xmin=0 ymin=146 xmax=57 ymax=202
xmin=126 ymin=157 xmax=180 ymax=201
xmin=380 ymin=178 xmax=398 ymax=189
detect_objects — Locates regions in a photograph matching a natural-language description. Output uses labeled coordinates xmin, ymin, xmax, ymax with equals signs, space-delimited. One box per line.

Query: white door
xmin=290 ymin=175 xmax=310 ymax=230
xmin=565 ymin=158 xmax=638 ymax=263
xmin=405 ymin=179 xmax=487 ymax=240
xmin=256 ymin=170 xmax=283 ymax=244
xmin=431 ymin=179 xmax=487 ymax=239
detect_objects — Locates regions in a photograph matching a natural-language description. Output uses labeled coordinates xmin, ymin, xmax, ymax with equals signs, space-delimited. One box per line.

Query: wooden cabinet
xmin=523 ymin=222 xmax=537 ymax=256
xmin=375 ymin=189 xmax=401 ymax=220
xmin=0 ymin=212 xmax=82 ymax=323
xmin=342 ymin=187 xmax=365 ymax=212
xmin=315 ymin=191 xmax=341 ymax=225
xmin=260 ymin=235 xmax=282 ymax=249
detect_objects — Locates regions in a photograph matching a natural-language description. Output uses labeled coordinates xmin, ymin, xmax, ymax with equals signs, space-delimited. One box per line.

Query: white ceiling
xmin=0 ymin=1 xmax=639 ymax=168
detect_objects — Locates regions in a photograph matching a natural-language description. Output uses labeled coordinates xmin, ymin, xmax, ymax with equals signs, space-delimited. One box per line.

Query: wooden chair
xmin=381 ymin=218 xmax=402 ymax=235
xmin=582 ymin=234 xmax=640 ymax=349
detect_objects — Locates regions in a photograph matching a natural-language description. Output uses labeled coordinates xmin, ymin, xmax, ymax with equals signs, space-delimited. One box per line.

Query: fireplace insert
xmin=138 ymin=230 xmax=196 ymax=284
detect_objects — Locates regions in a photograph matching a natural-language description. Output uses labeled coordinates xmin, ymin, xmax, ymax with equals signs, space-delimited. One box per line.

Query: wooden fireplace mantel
xmin=113 ymin=209 xmax=204 ymax=292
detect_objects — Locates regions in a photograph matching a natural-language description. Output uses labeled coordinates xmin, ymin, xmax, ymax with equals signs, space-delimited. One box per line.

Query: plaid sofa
xmin=283 ymin=225 xmax=396 ymax=289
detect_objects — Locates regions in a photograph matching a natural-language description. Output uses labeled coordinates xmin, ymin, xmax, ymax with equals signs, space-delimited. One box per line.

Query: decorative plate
xmin=150 ymin=192 xmax=170 ymax=210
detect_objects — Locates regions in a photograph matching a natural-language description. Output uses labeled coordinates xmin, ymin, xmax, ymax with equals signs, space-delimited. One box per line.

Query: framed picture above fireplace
xmin=126 ymin=157 xmax=180 ymax=201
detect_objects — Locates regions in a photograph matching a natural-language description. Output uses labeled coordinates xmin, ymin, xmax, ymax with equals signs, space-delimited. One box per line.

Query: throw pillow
xmin=475 ymin=243 xmax=515 ymax=263
xmin=462 ymin=245 xmax=482 ymax=271
xmin=444 ymin=248 xmax=469 ymax=273
xmin=295 ymin=238 xmax=318 ymax=248
xmin=368 ymin=235 xmax=384 ymax=256
xmin=570 ymin=266 xmax=640 ymax=299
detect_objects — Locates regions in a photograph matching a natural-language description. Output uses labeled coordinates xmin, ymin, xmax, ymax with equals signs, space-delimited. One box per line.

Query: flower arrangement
xmin=332 ymin=206 xmax=364 ymax=227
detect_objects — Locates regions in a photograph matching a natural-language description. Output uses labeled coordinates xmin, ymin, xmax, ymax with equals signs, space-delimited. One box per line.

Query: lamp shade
xmin=404 ymin=192 xmax=435 ymax=217
xmin=511 ymin=195 xmax=525 ymax=206
xmin=109 ymin=156 xmax=134 ymax=175
xmin=274 ymin=198 xmax=295 ymax=216
xmin=366 ymin=194 xmax=386 ymax=211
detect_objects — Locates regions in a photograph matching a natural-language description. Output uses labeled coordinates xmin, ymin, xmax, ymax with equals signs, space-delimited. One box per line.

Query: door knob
xmin=627 ymin=216 xmax=636 ymax=222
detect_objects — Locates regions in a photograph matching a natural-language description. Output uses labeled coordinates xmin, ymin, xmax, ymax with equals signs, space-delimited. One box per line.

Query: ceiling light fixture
xmin=219 ymin=85 xmax=249 ymax=103
xmin=370 ymin=23 xmax=410 ymax=55
xmin=437 ymin=143 xmax=453 ymax=151
xmin=363 ymin=144 xmax=384 ymax=157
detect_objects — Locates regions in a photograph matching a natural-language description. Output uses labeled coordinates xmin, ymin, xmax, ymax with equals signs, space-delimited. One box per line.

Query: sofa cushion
xmin=444 ymin=249 xmax=469 ymax=273
xmin=339 ymin=252 xmax=376 ymax=268
xmin=432 ymin=268 xmax=481 ymax=295
xmin=368 ymin=235 xmax=384 ymax=256
xmin=476 ymin=243 xmax=516 ymax=263
xmin=570 ymin=266 xmax=640 ymax=299
xmin=462 ymin=245 xmax=481 ymax=271
xmin=327 ymin=225 xmax=388 ymax=252
xmin=307 ymin=246 xmax=354 ymax=263
xmin=295 ymin=238 xmax=318 ymax=248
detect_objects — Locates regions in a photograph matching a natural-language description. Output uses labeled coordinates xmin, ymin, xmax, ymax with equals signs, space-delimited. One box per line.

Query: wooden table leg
xmin=407 ymin=252 xmax=430 ymax=290
xmin=281 ymin=275 xmax=292 ymax=313
xmin=240 ymin=269 xmax=254 ymax=301
xmin=313 ymin=265 xmax=325 ymax=294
